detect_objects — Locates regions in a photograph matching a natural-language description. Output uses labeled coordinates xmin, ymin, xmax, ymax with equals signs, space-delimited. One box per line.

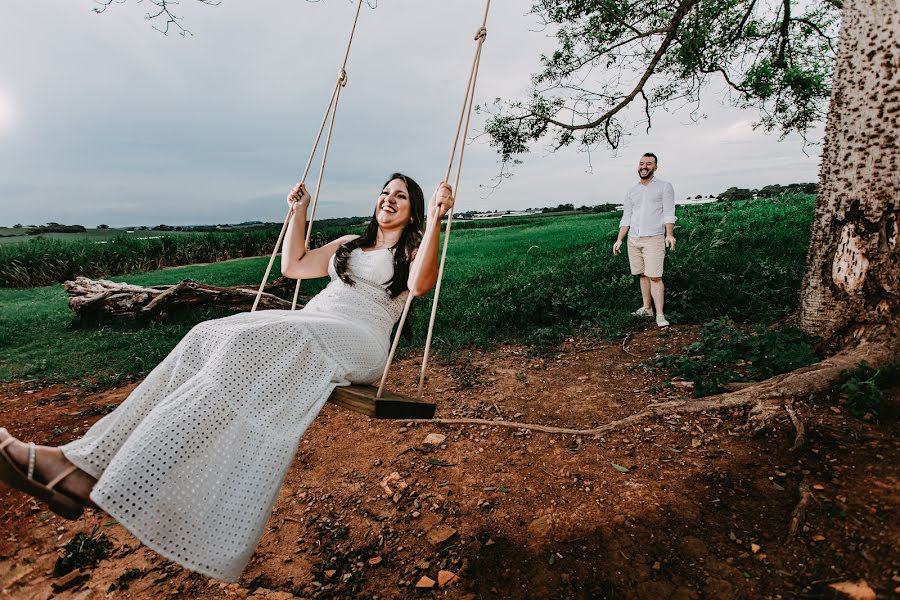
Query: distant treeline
xmin=4 ymin=223 xmax=89 ymax=236
xmin=147 ymin=215 xmax=371 ymax=233
xmin=717 ymin=183 xmax=816 ymax=202
xmin=545 ymin=203 xmax=618 ymax=214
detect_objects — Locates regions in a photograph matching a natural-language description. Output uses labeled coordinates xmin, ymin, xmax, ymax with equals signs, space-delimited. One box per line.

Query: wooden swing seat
xmin=327 ymin=384 xmax=436 ymax=419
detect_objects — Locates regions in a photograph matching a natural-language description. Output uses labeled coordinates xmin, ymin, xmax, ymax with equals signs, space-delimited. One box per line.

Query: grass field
xmin=0 ymin=195 xmax=815 ymax=386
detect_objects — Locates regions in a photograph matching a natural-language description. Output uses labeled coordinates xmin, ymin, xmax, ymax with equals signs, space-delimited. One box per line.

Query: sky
xmin=0 ymin=1 xmax=825 ymax=227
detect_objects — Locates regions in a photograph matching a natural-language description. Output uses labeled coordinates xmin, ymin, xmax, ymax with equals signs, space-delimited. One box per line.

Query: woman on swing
xmin=0 ymin=173 xmax=454 ymax=581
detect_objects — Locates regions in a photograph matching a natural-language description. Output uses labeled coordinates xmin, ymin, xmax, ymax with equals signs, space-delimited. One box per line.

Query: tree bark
xmin=799 ymin=0 xmax=900 ymax=349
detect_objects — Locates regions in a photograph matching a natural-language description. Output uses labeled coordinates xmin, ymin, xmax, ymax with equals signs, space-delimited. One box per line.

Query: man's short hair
xmin=642 ymin=152 xmax=658 ymax=163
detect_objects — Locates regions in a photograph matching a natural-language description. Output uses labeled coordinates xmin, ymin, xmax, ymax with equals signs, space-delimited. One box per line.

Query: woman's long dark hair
xmin=333 ymin=173 xmax=426 ymax=298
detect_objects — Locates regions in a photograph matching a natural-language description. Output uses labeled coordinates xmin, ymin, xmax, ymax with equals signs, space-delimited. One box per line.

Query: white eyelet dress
xmin=60 ymin=248 xmax=407 ymax=581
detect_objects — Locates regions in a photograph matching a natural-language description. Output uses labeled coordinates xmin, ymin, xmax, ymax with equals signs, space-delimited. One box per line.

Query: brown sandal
xmin=0 ymin=437 xmax=84 ymax=520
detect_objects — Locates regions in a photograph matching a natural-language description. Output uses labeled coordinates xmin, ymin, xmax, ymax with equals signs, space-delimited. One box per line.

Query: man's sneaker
xmin=656 ymin=315 xmax=670 ymax=328
xmin=633 ymin=307 xmax=654 ymax=317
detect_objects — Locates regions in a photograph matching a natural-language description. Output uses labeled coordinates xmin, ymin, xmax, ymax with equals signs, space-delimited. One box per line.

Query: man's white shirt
xmin=619 ymin=177 xmax=677 ymax=237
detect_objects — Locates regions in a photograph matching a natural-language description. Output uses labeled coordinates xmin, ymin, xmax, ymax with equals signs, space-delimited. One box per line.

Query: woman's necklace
xmin=374 ymin=234 xmax=400 ymax=249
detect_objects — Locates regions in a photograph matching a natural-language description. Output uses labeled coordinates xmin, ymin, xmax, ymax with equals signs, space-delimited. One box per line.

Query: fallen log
xmin=64 ymin=276 xmax=300 ymax=320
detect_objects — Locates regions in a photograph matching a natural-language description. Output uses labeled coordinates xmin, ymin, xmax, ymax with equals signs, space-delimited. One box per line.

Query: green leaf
xmin=611 ymin=463 xmax=630 ymax=473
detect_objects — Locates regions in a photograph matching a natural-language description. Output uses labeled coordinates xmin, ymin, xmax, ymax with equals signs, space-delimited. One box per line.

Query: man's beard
xmin=638 ymin=169 xmax=654 ymax=180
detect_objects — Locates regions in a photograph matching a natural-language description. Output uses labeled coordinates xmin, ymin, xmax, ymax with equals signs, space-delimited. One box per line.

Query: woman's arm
xmin=282 ymin=234 xmax=360 ymax=280
xmin=407 ymin=182 xmax=455 ymax=296
xmin=280 ymin=182 xmax=359 ymax=279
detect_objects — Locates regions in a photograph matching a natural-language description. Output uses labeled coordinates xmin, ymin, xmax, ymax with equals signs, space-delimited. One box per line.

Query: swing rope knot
xmin=474 ymin=26 xmax=487 ymax=42
xmin=338 ymin=68 xmax=349 ymax=87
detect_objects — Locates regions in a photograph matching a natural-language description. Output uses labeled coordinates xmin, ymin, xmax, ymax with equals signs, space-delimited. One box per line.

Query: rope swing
xmin=376 ymin=0 xmax=492 ymax=399
xmin=251 ymin=0 xmax=364 ymax=313
xmin=250 ymin=1 xmax=492 ymax=417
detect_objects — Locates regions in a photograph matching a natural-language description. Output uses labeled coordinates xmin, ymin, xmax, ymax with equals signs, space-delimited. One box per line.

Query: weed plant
xmin=839 ymin=362 xmax=900 ymax=417
xmin=651 ymin=317 xmax=820 ymax=396
xmin=54 ymin=526 xmax=114 ymax=577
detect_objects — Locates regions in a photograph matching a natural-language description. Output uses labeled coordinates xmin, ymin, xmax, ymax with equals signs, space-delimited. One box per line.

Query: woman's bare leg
xmin=0 ymin=428 xmax=97 ymax=507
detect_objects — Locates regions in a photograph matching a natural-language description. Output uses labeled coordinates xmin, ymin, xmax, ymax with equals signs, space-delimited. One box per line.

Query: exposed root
xmin=409 ymin=395 xmax=756 ymax=436
xmin=787 ymin=479 xmax=812 ymax=541
xmin=621 ymin=334 xmax=639 ymax=358
xmin=784 ymin=402 xmax=806 ymax=451
xmin=409 ymin=341 xmax=894 ymax=437
xmin=745 ymin=399 xmax=784 ymax=433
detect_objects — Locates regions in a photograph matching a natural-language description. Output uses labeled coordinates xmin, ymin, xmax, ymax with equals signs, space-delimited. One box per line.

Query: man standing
xmin=612 ymin=152 xmax=677 ymax=327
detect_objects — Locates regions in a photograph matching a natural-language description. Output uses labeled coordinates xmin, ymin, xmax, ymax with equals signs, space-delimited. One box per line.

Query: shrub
xmin=840 ymin=362 xmax=900 ymax=417
xmin=651 ymin=317 xmax=819 ymax=396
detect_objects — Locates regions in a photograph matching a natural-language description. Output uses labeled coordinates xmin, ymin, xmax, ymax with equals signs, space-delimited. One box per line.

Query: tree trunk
xmin=799 ymin=0 xmax=900 ymax=349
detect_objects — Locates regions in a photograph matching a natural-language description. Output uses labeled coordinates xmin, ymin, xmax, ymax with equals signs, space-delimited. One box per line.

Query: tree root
xmin=409 ymin=341 xmax=896 ymax=437
xmin=621 ymin=334 xmax=639 ymax=358
xmin=784 ymin=402 xmax=806 ymax=451
xmin=787 ymin=479 xmax=812 ymax=541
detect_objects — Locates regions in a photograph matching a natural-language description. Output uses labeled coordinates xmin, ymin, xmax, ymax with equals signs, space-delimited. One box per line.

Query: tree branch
xmin=776 ymin=0 xmax=792 ymax=67
xmin=548 ymin=26 xmax=672 ymax=78
xmin=92 ymin=0 xmax=221 ymax=36
xmin=699 ymin=66 xmax=751 ymax=94
xmin=541 ymin=0 xmax=699 ymax=133
xmin=729 ymin=0 xmax=757 ymax=43
xmin=639 ymin=88 xmax=652 ymax=133
xmin=791 ymin=17 xmax=837 ymax=53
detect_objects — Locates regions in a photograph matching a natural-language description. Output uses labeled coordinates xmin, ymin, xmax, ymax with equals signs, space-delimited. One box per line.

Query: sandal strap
xmin=46 ymin=465 xmax=79 ymax=491
xmin=27 ymin=442 xmax=36 ymax=481
xmin=0 ymin=437 xmax=14 ymax=451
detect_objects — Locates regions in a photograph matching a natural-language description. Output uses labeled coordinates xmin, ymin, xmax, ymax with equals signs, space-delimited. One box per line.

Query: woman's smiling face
xmin=376 ymin=178 xmax=412 ymax=229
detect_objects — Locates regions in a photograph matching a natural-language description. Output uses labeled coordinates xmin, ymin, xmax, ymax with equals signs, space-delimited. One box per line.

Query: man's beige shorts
xmin=627 ymin=235 xmax=665 ymax=278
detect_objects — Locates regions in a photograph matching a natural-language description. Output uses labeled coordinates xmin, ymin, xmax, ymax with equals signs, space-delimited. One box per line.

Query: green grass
xmin=0 ymin=195 xmax=815 ymax=387
xmin=0 ymin=256 xmax=317 ymax=384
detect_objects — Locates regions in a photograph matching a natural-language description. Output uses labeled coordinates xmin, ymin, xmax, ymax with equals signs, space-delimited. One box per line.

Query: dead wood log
xmin=64 ymin=276 xmax=302 ymax=320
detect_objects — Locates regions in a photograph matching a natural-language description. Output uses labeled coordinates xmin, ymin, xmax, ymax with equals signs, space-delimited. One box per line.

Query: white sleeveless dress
xmin=61 ymin=248 xmax=407 ymax=581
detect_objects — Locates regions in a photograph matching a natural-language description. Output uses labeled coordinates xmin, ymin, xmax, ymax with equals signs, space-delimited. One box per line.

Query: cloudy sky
xmin=1 ymin=1 xmax=824 ymax=227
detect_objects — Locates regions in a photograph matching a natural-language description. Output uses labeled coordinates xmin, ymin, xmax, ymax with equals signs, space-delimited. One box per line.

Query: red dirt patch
xmin=1 ymin=326 xmax=897 ymax=599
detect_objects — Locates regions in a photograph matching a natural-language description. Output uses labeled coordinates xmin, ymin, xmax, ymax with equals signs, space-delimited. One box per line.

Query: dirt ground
xmin=1 ymin=326 xmax=897 ymax=599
